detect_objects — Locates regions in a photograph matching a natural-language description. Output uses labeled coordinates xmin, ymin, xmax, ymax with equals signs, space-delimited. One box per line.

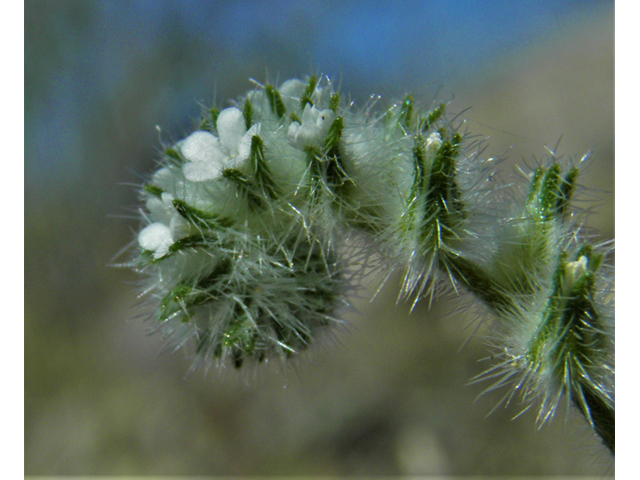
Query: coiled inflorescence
xmin=128 ymin=75 xmax=614 ymax=453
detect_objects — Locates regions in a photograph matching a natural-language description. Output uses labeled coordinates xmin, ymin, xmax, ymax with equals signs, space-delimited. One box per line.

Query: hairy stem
xmin=575 ymin=386 xmax=615 ymax=454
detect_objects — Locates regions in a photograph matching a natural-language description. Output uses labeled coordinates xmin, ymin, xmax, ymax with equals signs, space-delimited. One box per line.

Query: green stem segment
xmin=432 ymin=155 xmax=613 ymax=454
xmin=578 ymin=387 xmax=614 ymax=454
xmin=444 ymin=246 xmax=614 ymax=455
xmin=444 ymin=254 xmax=515 ymax=315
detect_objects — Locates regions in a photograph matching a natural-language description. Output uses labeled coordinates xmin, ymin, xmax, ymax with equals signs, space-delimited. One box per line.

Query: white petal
xmin=247 ymin=122 xmax=261 ymax=137
xmin=246 ymin=90 xmax=269 ymax=115
xmin=564 ymin=256 xmax=588 ymax=293
xmin=235 ymin=123 xmax=261 ymax=163
xmin=427 ymin=131 xmax=442 ymax=145
xmin=425 ymin=132 xmax=443 ymax=164
xmin=287 ymin=121 xmax=301 ymax=136
xmin=279 ymin=79 xmax=307 ymax=113
xmin=288 ymin=122 xmax=317 ymax=148
xmin=181 ymin=131 xmax=225 ymax=163
xmin=301 ymin=104 xmax=315 ymax=124
xmin=217 ymin=107 xmax=246 ymax=155
xmin=161 ymin=192 xmax=175 ymax=206
xmin=153 ymin=242 xmax=171 ymax=259
xmin=151 ymin=167 xmax=174 ymax=189
xmin=182 ymin=160 xmax=224 ymax=182
xmin=299 ymin=125 xmax=321 ymax=147
xmin=279 ymin=79 xmax=306 ymax=98
xmin=138 ymin=222 xmax=172 ymax=252
xmin=287 ymin=105 xmax=334 ymax=148
xmin=315 ymin=108 xmax=336 ymax=136
xmin=146 ymin=197 xmax=173 ymax=224
xmin=170 ymin=214 xmax=191 ymax=240
xmin=287 ymin=122 xmax=302 ymax=147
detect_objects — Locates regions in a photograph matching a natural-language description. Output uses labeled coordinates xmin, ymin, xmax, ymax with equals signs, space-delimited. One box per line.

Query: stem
xmin=574 ymin=386 xmax=615 ymax=454
xmin=444 ymin=246 xmax=614 ymax=455
xmin=444 ymin=253 xmax=516 ymax=316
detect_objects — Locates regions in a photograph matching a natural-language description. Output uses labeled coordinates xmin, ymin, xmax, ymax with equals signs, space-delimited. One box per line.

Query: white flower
xmin=182 ymin=107 xmax=260 ymax=182
xmin=138 ymin=193 xmax=190 ymax=259
xmin=287 ymin=104 xmax=336 ymax=149
xmin=425 ymin=132 xmax=442 ymax=161
xmin=563 ymin=255 xmax=588 ymax=294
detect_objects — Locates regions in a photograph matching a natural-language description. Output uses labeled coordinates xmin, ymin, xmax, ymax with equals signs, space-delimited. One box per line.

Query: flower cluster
xmin=128 ymin=75 xmax=614 ymax=453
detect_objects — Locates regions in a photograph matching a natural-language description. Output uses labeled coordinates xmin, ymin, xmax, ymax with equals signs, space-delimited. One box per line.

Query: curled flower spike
xmin=125 ymin=75 xmax=614 ymax=455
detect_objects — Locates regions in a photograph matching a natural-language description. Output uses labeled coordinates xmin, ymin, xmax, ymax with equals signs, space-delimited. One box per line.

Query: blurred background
xmin=25 ymin=0 xmax=614 ymax=475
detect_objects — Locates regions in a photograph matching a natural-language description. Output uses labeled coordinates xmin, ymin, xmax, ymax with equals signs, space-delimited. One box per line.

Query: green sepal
xmin=160 ymin=257 xmax=234 ymax=322
xmin=384 ymin=107 xmax=395 ymax=125
xmin=329 ymin=92 xmax=340 ymax=113
xmin=526 ymin=163 xmax=580 ymax=226
xmin=141 ymin=235 xmax=218 ymax=263
xmin=266 ymin=84 xmax=286 ymax=118
xmin=323 ymin=116 xmax=351 ymax=191
xmin=424 ymin=134 xmax=465 ymax=229
xmin=422 ymin=103 xmax=445 ymax=131
xmin=243 ymin=98 xmax=253 ymax=130
xmin=172 ymin=198 xmax=233 ymax=230
xmin=290 ymin=112 xmax=302 ymax=124
xmin=525 ymin=249 xmax=569 ymax=367
xmin=199 ymin=107 xmax=221 ymax=132
xmin=527 ymin=167 xmax=545 ymax=206
xmin=400 ymin=95 xmax=414 ymax=129
xmin=539 ymin=164 xmax=563 ymax=221
xmin=223 ymin=315 xmax=260 ymax=368
xmin=222 ymin=168 xmax=264 ymax=210
xmin=324 ymin=116 xmax=344 ymax=157
xmin=272 ymin=320 xmax=309 ymax=357
xmin=557 ymin=167 xmax=580 ymax=217
xmin=405 ymin=132 xmax=464 ymax=234
xmin=403 ymin=135 xmax=427 ymax=228
xmin=159 ymin=284 xmax=210 ymax=322
xmin=303 ymin=145 xmax=323 ymax=188
xmin=143 ymin=184 xmax=164 ymax=197
xmin=249 ymin=135 xmax=280 ymax=200
xmin=222 ymin=317 xmax=257 ymax=349
xmin=400 ymin=135 xmax=426 ymax=242
xmin=164 ymin=147 xmax=182 ymax=166
xmin=210 ymin=108 xmax=221 ymax=128
xmin=167 ymin=234 xmax=215 ymax=254
xmin=301 ymin=75 xmax=318 ymax=108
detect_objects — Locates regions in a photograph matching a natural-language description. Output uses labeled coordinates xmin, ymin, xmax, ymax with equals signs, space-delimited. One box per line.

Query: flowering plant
xmin=127 ymin=75 xmax=614 ymax=454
